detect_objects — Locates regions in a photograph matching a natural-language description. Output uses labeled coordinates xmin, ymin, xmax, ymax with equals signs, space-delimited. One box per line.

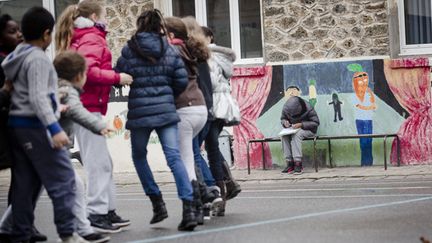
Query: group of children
xmin=0 ymin=0 xmax=242 ymax=242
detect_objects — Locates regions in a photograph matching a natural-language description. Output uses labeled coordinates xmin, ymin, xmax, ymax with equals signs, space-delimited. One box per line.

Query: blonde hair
xmin=181 ymin=16 xmax=210 ymax=61
xmin=55 ymin=0 xmax=103 ymax=52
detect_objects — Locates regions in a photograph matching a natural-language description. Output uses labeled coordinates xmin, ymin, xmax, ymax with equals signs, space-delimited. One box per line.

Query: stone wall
xmin=263 ymin=0 xmax=389 ymax=62
xmin=103 ymin=0 xmax=154 ymax=60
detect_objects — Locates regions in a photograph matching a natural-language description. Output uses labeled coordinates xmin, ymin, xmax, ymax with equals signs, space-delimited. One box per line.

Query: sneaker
xmin=61 ymin=233 xmax=89 ymax=243
xmin=107 ymin=210 xmax=130 ymax=228
xmin=88 ymin=215 xmax=121 ymax=234
xmin=293 ymin=161 xmax=303 ymax=175
xmin=203 ymin=203 xmax=211 ymax=220
xmin=282 ymin=161 xmax=295 ymax=174
xmin=82 ymin=233 xmax=110 ymax=243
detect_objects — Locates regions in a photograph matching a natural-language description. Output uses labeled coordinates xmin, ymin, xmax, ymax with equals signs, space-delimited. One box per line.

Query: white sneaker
xmin=60 ymin=233 xmax=90 ymax=243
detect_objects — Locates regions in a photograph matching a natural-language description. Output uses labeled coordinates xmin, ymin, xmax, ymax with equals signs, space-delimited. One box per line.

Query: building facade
xmin=1 ymin=0 xmax=430 ymax=171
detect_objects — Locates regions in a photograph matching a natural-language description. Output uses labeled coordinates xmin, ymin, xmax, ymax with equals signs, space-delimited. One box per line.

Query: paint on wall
xmin=231 ymin=66 xmax=273 ymax=169
xmin=383 ymin=58 xmax=432 ymax=165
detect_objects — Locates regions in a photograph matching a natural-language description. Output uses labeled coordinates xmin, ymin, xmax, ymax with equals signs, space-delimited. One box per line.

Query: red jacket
xmin=70 ymin=26 xmax=120 ymax=115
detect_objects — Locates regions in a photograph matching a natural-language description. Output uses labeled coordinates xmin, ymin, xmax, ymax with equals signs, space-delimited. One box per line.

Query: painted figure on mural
xmin=308 ymin=79 xmax=317 ymax=108
xmin=328 ymin=92 xmax=343 ymax=122
xmin=284 ymin=85 xmax=301 ymax=98
xmin=348 ymin=63 xmax=376 ymax=166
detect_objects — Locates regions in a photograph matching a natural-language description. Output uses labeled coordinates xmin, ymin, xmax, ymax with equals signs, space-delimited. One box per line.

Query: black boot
xmin=149 ymin=194 xmax=168 ymax=224
xmin=191 ymin=180 xmax=204 ymax=225
xmin=178 ymin=200 xmax=197 ymax=231
xmin=213 ymin=181 xmax=226 ymax=216
xmin=222 ymin=161 xmax=241 ymax=200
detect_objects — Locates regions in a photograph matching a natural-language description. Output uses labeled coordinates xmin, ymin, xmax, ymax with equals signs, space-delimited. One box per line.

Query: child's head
xmin=54 ymin=51 xmax=87 ymax=88
xmin=180 ymin=16 xmax=210 ymax=61
xmin=21 ymin=7 xmax=55 ymax=50
xmin=201 ymin=26 xmax=214 ymax=45
xmin=165 ymin=17 xmax=188 ymax=41
xmin=0 ymin=14 xmax=23 ymax=53
xmin=136 ymin=9 xmax=166 ymax=35
xmin=55 ymin=0 xmax=104 ymax=52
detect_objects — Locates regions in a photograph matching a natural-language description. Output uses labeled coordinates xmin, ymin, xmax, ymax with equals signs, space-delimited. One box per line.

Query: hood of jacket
xmin=284 ymin=96 xmax=314 ymax=121
xmin=209 ymin=44 xmax=236 ymax=78
xmin=1 ymin=43 xmax=35 ymax=82
xmin=127 ymin=32 xmax=169 ymax=61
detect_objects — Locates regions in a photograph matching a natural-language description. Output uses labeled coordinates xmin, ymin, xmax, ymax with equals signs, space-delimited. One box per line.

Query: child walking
xmin=55 ymin=51 xmax=112 ymax=243
xmin=2 ymin=7 xmax=83 ymax=243
xmin=115 ymin=9 xmax=197 ymax=231
xmin=55 ymin=0 xmax=132 ymax=233
xmin=165 ymin=16 xmax=209 ymax=225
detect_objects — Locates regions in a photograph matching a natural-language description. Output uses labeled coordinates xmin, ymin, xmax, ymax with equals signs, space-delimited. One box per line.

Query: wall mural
xmin=102 ymin=58 xmax=431 ymax=171
xmin=251 ymin=59 xmax=413 ymax=169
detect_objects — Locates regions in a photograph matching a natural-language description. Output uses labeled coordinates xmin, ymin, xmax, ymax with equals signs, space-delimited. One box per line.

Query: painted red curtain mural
xmin=230 ymin=66 xmax=272 ymax=169
xmin=383 ymin=58 xmax=432 ymax=164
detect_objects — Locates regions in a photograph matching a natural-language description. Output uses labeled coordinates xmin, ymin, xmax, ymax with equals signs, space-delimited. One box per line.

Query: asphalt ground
xmin=1 ymin=178 xmax=432 ymax=243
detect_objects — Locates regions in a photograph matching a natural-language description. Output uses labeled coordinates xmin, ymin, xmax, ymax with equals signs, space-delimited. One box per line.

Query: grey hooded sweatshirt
xmin=281 ymin=96 xmax=320 ymax=134
xmin=1 ymin=43 xmax=62 ymax=136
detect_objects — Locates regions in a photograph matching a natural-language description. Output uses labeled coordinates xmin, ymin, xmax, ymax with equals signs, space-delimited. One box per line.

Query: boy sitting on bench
xmin=281 ymin=96 xmax=320 ymax=174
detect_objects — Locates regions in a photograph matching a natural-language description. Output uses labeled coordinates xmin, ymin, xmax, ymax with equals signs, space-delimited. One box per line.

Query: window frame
xmin=166 ymin=0 xmax=265 ymax=65
xmin=398 ymin=0 xmax=432 ymax=56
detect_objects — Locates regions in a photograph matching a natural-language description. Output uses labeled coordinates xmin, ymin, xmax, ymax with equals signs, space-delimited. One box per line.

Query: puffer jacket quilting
xmin=115 ymin=32 xmax=188 ymax=129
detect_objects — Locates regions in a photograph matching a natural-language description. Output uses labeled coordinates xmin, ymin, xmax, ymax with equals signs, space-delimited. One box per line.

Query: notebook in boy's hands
xmin=279 ymin=127 xmax=300 ymax=136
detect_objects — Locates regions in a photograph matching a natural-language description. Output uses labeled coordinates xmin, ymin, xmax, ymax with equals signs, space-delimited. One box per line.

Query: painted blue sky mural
xmin=282 ymin=60 xmax=374 ymax=94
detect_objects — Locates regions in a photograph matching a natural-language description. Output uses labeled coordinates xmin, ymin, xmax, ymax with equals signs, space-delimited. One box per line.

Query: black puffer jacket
xmin=116 ymin=32 xmax=189 ymax=129
xmin=281 ymin=96 xmax=320 ymax=133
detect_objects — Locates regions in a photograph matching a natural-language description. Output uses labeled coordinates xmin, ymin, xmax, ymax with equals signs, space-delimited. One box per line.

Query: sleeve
xmin=172 ymin=54 xmax=188 ymax=97
xmin=301 ymin=109 xmax=320 ymax=132
xmin=77 ymin=33 xmax=120 ymax=86
xmin=63 ymin=89 xmax=106 ymax=134
xmin=27 ymin=59 xmax=63 ymax=136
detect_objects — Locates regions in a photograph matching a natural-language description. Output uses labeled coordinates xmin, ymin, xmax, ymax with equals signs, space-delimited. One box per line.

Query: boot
xmin=222 ymin=161 xmax=241 ymax=200
xmin=177 ymin=200 xmax=198 ymax=231
xmin=191 ymin=180 xmax=204 ymax=225
xmin=213 ymin=181 xmax=226 ymax=216
xmin=149 ymin=194 xmax=168 ymax=224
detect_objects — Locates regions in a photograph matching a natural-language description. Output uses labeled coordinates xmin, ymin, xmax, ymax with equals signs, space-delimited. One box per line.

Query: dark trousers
xmin=355 ymin=119 xmax=373 ymax=166
xmin=205 ymin=119 xmax=225 ymax=181
xmin=9 ymin=128 xmax=76 ymax=241
xmin=193 ymin=121 xmax=216 ymax=187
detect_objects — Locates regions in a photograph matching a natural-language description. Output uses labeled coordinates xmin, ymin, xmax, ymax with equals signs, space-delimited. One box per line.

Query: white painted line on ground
xmin=10 ymin=194 xmax=432 ymax=204
xmin=127 ymin=196 xmax=432 ymax=243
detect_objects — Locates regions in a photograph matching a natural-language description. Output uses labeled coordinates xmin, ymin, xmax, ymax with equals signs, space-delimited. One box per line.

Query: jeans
xmin=355 ymin=119 xmax=373 ymax=166
xmin=193 ymin=121 xmax=216 ymax=187
xmin=131 ymin=124 xmax=193 ymax=201
xmin=205 ymin=119 xmax=225 ymax=181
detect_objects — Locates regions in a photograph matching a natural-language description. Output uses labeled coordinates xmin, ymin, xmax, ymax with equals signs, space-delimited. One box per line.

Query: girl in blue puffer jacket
xmin=115 ymin=9 xmax=198 ymax=232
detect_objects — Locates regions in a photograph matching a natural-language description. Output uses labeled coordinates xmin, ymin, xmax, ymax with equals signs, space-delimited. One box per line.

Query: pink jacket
xmin=70 ymin=26 xmax=120 ymax=115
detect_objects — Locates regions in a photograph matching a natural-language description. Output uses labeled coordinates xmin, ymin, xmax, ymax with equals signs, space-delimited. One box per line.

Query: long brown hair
xmin=181 ymin=16 xmax=210 ymax=61
xmin=55 ymin=0 xmax=103 ymax=52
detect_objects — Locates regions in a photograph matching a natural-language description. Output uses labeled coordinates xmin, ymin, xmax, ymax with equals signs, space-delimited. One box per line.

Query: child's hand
xmin=282 ymin=119 xmax=291 ymax=128
xmin=1 ymin=80 xmax=13 ymax=93
xmin=52 ymin=131 xmax=70 ymax=149
xmin=119 ymin=73 xmax=133 ymax=86
xmin=292 ymin=123 xmax=302 ymax=129
xmin=100 ymin=127 xmax=115 ymax=135
xmin=59 ymin=104 xmax=69 ymax=113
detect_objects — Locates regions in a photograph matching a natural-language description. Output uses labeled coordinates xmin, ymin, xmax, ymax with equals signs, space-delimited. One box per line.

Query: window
xmin=167 ymin=0 xmax=264 ymax=64
xmin=398 ymin=0 xmax=432 ymax=55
